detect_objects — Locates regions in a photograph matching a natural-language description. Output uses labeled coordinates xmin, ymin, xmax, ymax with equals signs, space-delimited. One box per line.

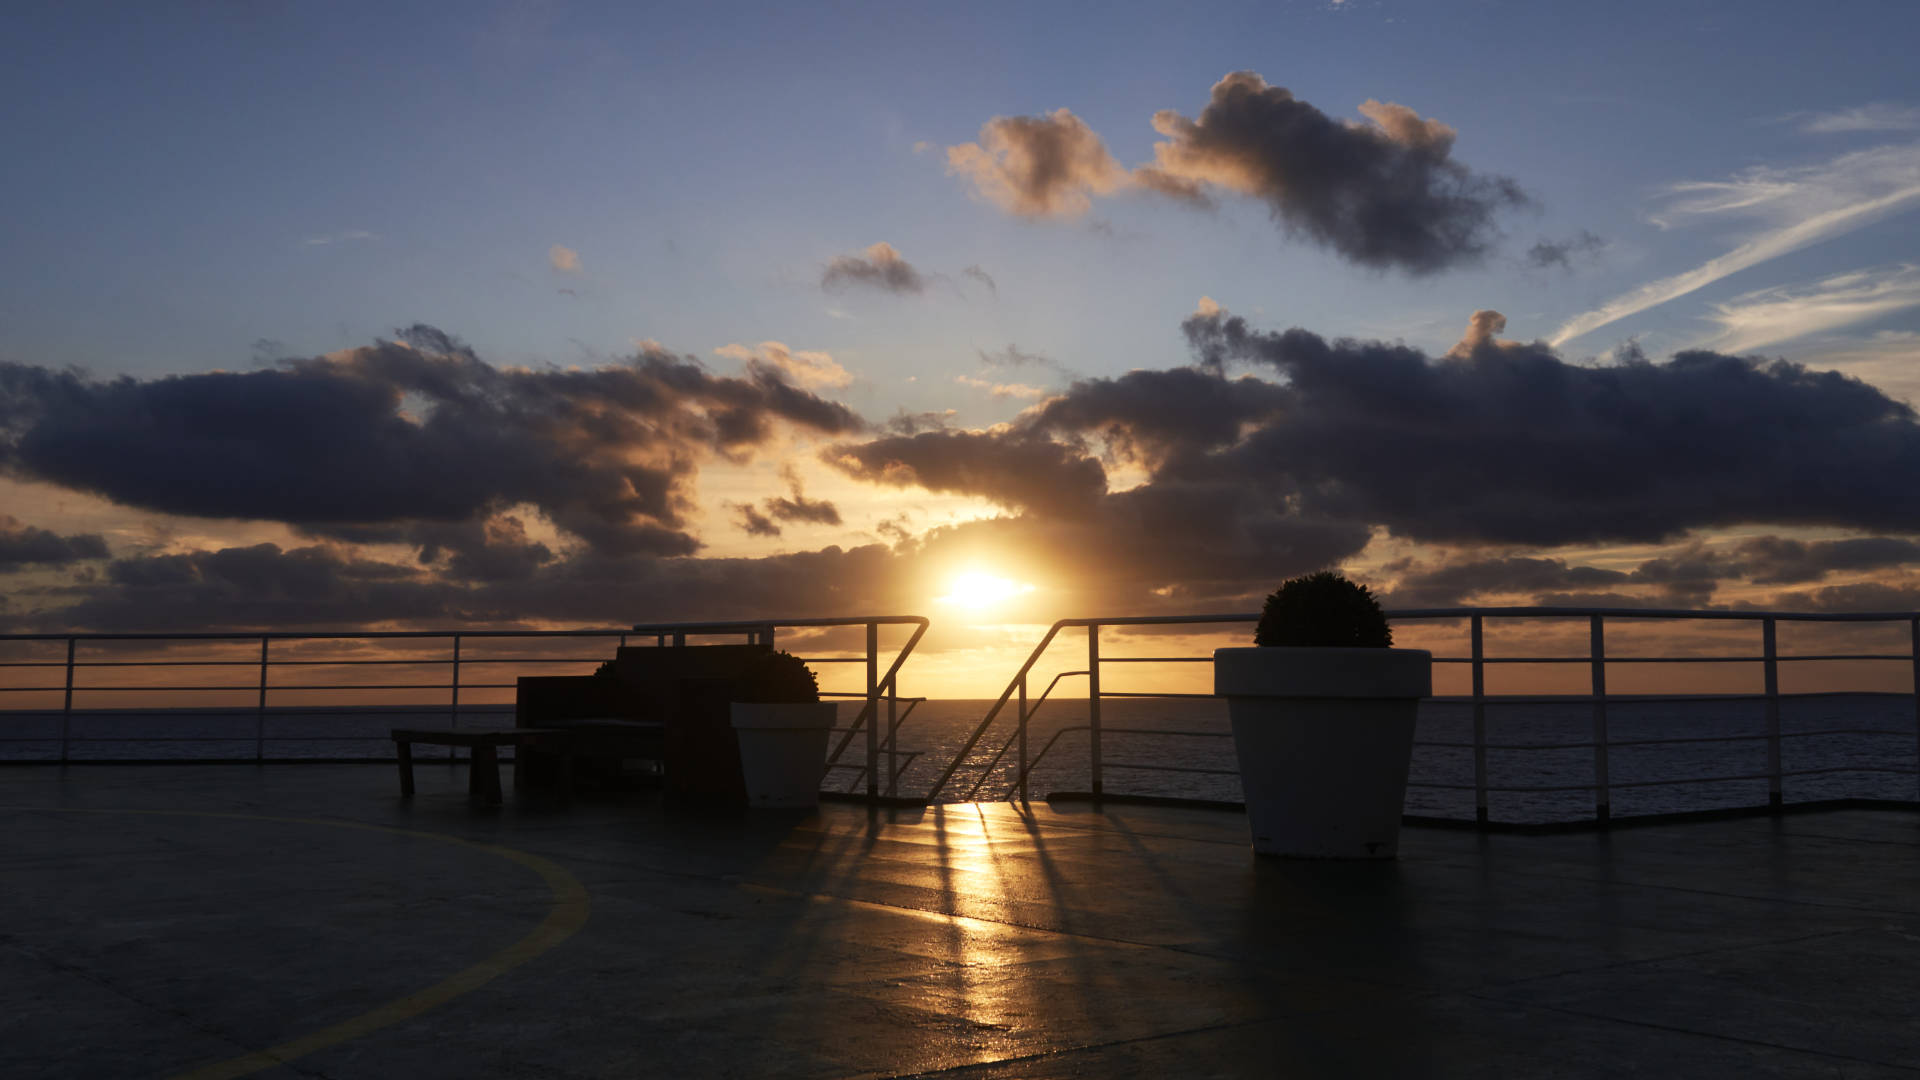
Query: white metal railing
xmin=0 ymin=615 xmax=929 ymax=803
xmin=927 ymin=607 xmax=1920 ymax=825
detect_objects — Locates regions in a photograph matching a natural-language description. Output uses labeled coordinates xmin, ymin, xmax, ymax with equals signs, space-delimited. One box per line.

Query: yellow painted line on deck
xmin=4 ymin=807 xmax=591 ymax=1080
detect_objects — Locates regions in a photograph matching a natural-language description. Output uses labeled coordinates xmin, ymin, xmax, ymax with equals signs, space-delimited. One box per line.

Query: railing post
xmin=449 ymin=634 xmax=463 ymax=729
xmin=1017 ymin=671 xmax=1029 ymax=803
xmin=60 ymin=638 xmax=75 ymax=764
xmin=886 ymin=680 xmax=898 ymax=797
xmin=1471 ymin=614 xmax=1488 ymax=825
xmin=866 ymin=621 xmax=879 ymax=802
xmin=1911 ymin=617 xmax=1919 ymax=803
xmin=255 ymin=637 xmax=269 ymax=762
xmin=1763 ymin=618 xmax=1781 ymax=808
xmin=1590 ymin=614 xmax=1610 ymax=823
xmin=1088 ymin=624 xmax=1102 ymax=799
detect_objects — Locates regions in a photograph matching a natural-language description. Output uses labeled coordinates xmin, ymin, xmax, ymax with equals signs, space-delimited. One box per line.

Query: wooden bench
xmin=391 ymin=727 xmax=562 ymax=805
xmin=392 ymin=720 xmax=667 ymax=804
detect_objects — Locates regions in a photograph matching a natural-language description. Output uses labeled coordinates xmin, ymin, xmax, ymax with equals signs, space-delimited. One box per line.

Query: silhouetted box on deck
xmin=514 ymin=643 xmax=769 ymax=804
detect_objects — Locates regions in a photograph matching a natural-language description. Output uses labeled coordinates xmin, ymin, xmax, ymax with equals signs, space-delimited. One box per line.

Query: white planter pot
xmin=1214 ymin=647 xmax=1432 ymax=859
xmin=730 ymin=702 xmax=839 ymax=808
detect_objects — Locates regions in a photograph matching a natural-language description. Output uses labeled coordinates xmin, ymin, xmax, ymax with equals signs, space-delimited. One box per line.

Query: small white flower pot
xmin=730 ymin=702 xmax=839 ymax=808
xmin=1214 ymin=647 xmax=1432 ymax=859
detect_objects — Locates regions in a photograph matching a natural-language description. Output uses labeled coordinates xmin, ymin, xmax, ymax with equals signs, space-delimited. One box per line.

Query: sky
xmin=4 ymin=1 xmax=1920 ymax=693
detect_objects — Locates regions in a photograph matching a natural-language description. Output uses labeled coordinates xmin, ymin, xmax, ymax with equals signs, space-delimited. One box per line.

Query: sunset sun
xmin=936 ymin=571 xmax=1035 ymax=609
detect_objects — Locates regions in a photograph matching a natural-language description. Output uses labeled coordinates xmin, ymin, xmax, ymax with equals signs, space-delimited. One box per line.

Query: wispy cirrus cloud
xmin=1551 ymin=143 xmax=1920 ymax=346
xmin=1784 ymin=103 xmax=1920 ymax=135
xmin=301 ymin=229 xmax=376 ymax=247
xmin=1698 ymin=264 xmax=1920 ymax=354
xmin=954 ymin=374 xmax=1046 ymax=399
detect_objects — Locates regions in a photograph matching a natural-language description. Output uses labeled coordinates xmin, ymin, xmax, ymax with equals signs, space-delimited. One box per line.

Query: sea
xmin=4 ymin=694 xmax=1914 ymax=825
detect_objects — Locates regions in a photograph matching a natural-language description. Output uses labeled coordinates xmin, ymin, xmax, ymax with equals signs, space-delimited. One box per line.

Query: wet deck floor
xmin=2 ymin=764 xmax=1917 ymax=1078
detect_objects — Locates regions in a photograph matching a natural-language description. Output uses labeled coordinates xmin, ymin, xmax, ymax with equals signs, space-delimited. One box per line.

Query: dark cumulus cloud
xmin=1729 ymin=535 xmax=1920 ymax=585
xmin=0 ymin=326 xmax=864 ymax=559
xmin=946 ymin=72 xmax=1529 ymax=274
xmin=1181 ymin=307 xmax=1920 ymax=546
xmin=25 ymin=540 xmax=915 ymax=633
xmin=733 ymin=503 xmax=782 ymax=538
xmin=1144 ymin=73 xmax=1530 ymax=273
xmin=729 ymin=471 xmax=842 ymax=538
xmin=0 ymin=516 xmax=109 ymax=569
xmin=821 ymin=242 xmax=926 ymax=294
xmin=823 ymin=429 xmax=1108 ymax=517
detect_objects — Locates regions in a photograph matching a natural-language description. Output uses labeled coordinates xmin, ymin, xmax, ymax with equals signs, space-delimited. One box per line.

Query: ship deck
xmin=3 ymin=764 xmax=1917 ymax=1078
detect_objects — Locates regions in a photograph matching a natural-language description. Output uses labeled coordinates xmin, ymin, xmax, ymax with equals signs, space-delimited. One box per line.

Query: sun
xmin=936 ymin=571 xmax=1035 ymax=609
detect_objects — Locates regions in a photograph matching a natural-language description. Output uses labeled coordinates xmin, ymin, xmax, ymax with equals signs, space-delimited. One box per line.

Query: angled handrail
xmin=927 ymin=605 xmax=1920 ymax=821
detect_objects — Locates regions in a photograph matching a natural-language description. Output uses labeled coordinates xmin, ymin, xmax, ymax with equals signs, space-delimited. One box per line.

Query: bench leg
xmin=472 ymin=743 xmax=502 ymax=805
xmin=396 ymin=740 xmax=415 ymax=797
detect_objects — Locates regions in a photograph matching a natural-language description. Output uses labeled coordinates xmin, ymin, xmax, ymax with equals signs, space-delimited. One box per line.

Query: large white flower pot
xmin=730 ymin=702 xmax=839 ymax=808
xmin=1214 ymin=647 xmax=1432 ymax=859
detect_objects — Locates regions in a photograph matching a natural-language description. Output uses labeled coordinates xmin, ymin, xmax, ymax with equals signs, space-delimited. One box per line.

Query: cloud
xmin=1526 ymin=230 xmax=1606 ymax=270
xmin=0 ymin=515 xmax=109 ymax=569
xmin=21 ymin=539 xmax=923 ymax=632
xmin=946 ymin=108 xmax=1130 ymax=217
xmin=823 ymin=429 xmax=1108 ymax=517
xmin=1697 ymin=264 xmax=1920 ymax=354
xmin=977 ymin=344 xmax=1072 ymax=380
xmin=945 ymin=74 xmax=1527 ymax=273
xmin=1443 ymin=309 xmax=1525 ymax=359
xmin=1141 ymin=75 xmax=1529 ymax=272
xmin=549 ymin=244 xmax=582 ymax=274
xmin=1025 ymin=366 xmax=1289 ymax=472
xmin=1182 ymin=306 xmax=1920 ymax=545
xmin=302 ymin=230 xmax=376 ymax=247
xmin=954 ymin=375 xmax=1046 ymax=400
xmin=820 ymin=242 xmax=926 ymax=294
xmin=1384 ymin=555 xmax=1630 ymax=607
xmin=1728 ymin=534 xmax=1920 ymax=585
xmin=764 ymin=475 xmax=841 ymax=526
xmin=732 ymin=503 xmax=782 ymax=538
xmin=714 ymin=341 xmax=854 ymax=390
xmin=961 ymin=265 xmax=997 ymax=297
xmin=1790 ymin=103 xmax=1920 ymax=135
xmin=1552 ymin=143 xmax=1920 ymax=345
xmin=0 ymin=326 xmax=864 ymax=559
xmin=402 ymin=514 xmax=556 ymax=582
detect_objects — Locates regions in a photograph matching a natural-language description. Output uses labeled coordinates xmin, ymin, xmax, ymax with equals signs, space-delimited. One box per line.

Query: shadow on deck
xmin=3 ymin=764 xmax=1917 ymax=1078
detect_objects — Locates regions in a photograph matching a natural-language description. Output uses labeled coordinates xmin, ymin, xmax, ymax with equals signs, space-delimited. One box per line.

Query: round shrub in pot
xmin=1215 ymin=572 xmax=1431 ymax=858
xmin=730 ymin=650 xmax=838 ymax=808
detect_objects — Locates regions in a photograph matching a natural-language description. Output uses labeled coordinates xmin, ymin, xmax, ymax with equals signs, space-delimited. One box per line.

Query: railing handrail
xmin=2 ymin=615 xmax=932 ymax=801
xmin=929 ymin=604 xmax=1920 ymax=814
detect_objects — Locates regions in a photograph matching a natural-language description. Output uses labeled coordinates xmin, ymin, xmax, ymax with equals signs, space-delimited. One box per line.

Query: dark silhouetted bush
xmin=1254 ymin=571 xmax=1392 ymax=648
xmin=734 ymin=650 xmax=822 ymax=703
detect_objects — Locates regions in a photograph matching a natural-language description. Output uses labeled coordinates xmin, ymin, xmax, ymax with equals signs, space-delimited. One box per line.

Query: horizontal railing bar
xmin=628 ymin=614 xmax=928 ymax=633
xmin=1416 ymin=728 xmax=1916 ymax=752
xmin=1098 ymin=657 xmax=1212 ymax=664
xmin=1413 ymin=765 xmax=1920 ymax=795
xmin=0 ymin=630 xmax=635 ymax=642
xmin=1093 ymin=691 xmax=1220 ymax=700
xmin=1389 ymin=606 xmax=1920 ymax=623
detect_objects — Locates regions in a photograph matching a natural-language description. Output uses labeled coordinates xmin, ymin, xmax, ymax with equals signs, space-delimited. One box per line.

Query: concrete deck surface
xmin=2 ymin=765 xmax=1917 ymax=1079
